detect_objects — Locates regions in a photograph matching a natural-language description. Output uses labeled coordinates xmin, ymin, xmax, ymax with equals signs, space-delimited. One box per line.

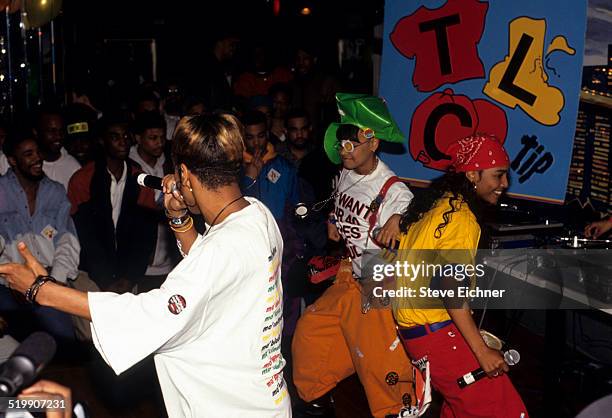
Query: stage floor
xmin=35 ymin=313 xmax=608 ymax=418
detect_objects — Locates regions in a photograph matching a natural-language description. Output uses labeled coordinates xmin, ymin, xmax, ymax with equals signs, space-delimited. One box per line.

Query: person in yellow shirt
xmin=394 ymin=134 xmax=529 ymax=418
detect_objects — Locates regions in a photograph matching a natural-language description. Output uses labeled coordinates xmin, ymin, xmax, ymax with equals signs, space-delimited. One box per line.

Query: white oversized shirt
xmin=333 ymin=159 xmax=413 ymax=277
xmin=88 ymin=198 xmax=291 ymax=417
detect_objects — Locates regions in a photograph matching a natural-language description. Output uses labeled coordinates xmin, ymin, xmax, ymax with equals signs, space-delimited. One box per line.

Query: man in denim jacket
xmin=0 ymin=127 xmax=78 ymax=341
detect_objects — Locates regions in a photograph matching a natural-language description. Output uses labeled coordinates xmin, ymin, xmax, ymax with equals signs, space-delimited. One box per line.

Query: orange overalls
xmin=292 ymin=260 xmax=418 ymax=417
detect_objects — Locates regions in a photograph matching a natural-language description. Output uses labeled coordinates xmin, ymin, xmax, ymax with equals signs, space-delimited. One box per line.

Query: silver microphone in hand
xmin=137 ymin=174 xmax=163 ymax=191
xmin=137 ymin=174 xmax=178 ymax=193
xmin=456 ymin=349 xmax=520 ymax=389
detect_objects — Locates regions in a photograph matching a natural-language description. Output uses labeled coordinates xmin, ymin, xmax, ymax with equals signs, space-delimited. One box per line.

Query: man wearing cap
xmin=292 ymin=93 xmax=418 ymax=418
xmin=64 ymin=103 xmax=99 ymax=166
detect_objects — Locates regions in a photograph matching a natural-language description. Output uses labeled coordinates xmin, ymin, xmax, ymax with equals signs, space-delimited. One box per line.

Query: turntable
xmin=484 ymin=220 xmax=565 ymax=249
xmin=554 ymin=235 xmax=612 ymax=249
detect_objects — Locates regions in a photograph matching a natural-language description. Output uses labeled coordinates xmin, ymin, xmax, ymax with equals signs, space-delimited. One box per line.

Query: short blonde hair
xmin=172 ymin=113 xmax=245 ymax=189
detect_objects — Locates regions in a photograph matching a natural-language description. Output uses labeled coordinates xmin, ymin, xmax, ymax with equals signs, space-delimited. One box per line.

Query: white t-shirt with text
xmin=333 ymin=159 xmax=413 ymax=277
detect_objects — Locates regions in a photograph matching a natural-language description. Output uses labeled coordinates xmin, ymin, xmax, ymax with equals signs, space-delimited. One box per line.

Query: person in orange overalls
xmin=292 ymin=93 xmax=419 ymax=418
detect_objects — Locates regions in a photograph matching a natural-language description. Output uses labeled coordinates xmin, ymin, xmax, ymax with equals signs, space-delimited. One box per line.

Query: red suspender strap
xmin=308 ymin=176 xmax=401 ymax=284
xmin=367 ymin=176 xmax=401 ymax=233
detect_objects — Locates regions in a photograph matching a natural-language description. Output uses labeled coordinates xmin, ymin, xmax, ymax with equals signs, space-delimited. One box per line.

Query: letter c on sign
xmin=424 ymin=103 xmax=473 ymax=162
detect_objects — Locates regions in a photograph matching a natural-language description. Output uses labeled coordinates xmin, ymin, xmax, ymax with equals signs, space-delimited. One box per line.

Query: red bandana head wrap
xmin=444 ymin=134 xmax=510 ymax=172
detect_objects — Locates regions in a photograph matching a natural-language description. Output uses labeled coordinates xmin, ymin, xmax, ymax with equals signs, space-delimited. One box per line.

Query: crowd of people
xmin=0 ymin=34 xmax=541 ymax=418
xmin=0 ymin=34 xmax=344 ymax=417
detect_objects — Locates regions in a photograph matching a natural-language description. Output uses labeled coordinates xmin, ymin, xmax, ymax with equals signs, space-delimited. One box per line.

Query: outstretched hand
xmin=0 ymin=242 xmax=47 ymax=294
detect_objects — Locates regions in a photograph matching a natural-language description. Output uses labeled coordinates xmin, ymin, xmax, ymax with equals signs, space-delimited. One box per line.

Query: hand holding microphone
xmin=457 ymin=348 xmax=520 ymax=388
xmin=137 ymin=174 xmax=189 ymax=215
xmin=136 ymin=173 xmax=165 ymax=191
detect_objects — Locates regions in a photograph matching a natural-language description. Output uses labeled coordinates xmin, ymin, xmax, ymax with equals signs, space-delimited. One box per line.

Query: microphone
xmin=0 ymin=332 xmax=57 ymax=397
xmin=137 ymin=173 xmax=163 ymax=191
xmin=457 ymin=349 xmax=520 ymax=389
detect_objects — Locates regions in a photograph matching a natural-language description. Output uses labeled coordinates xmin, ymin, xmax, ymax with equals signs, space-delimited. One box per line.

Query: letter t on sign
xmin=419 ymin=14 xmax=461 ymax=76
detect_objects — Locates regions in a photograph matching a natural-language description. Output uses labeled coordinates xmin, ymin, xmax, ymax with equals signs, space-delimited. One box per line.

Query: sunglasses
xmin=334 ymin=139 xmax=370 ymax=153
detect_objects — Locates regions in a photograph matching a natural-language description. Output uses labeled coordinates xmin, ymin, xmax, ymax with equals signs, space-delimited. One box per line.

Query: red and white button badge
xmin=168 ymin=294 xmax=187 ymax=315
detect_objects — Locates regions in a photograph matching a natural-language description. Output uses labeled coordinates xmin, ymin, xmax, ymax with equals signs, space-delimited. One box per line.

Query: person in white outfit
xmin=0 ymin=113 xmax=292 ymax=418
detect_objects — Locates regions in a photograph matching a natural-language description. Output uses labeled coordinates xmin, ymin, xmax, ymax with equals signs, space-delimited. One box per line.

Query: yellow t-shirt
xmin=393 ymin=195 xmax=481 ymax=327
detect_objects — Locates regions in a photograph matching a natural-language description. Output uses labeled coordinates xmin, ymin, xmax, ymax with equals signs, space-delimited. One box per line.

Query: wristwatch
xmin=169 ymin=213 xmax=190 ymax=226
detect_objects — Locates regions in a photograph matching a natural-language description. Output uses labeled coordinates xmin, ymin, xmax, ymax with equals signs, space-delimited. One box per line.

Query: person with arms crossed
xmin=0 ymin=114 xmax=291 ymax=417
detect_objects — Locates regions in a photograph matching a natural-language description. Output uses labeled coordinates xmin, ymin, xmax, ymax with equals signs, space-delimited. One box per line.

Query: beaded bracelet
xmin=25 ymin=275 xmax=57 ymax=304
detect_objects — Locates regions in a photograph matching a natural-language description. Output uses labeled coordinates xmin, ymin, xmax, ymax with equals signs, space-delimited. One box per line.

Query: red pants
xmin=401 ymin=323 xmax=529 ymax=418
xmin=292 ymin=261 xmax=417 ymax=417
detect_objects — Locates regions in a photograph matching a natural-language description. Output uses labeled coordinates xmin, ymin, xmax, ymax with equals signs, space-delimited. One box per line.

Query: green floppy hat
xmin=324 ymin=93 xmax=405 ymax=164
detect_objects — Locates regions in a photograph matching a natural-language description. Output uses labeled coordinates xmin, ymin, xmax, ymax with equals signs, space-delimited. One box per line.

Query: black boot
xmin=293 ymin=393 xmax=335 ymax=417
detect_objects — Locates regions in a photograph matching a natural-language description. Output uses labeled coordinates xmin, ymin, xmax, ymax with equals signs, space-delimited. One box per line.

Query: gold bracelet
xmin=170 ymin=216 xmax=194 ymax=233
